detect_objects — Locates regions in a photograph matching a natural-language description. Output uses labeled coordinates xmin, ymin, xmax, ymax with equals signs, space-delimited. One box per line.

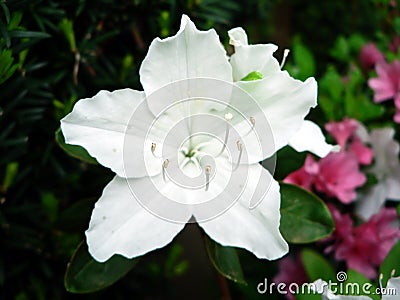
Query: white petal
xmin=196 ymin=164 xmax=288 ymax=260
xmin=288 ymin=120 xmax=340 ymax=157
xmin=228 ymin=27 xmax=280 ymax=81
xmin=230 ymin=73 xmax=317 ymax=162
xmin=228 ymin=27 xmax=248 ymax=47
xmin=356 ymin=183 xmax=387 ymax=220
xmin=86 ymin=176 xmax=191 ymax=262
xmin=384 ymin=277 xmax=400 ymax=300
xmin=61 ymin=89 xmax=164 ymax=178
xmin=139 ymin=15 xmax=232 ymax=99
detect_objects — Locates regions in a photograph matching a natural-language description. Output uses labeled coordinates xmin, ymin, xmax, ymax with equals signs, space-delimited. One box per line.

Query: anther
xmin=280 ymin=49 xmax=290 ymax=69
xmin=217 ymin=113 xmax=233 ymax=156
xmin=151 ymin=142 xmax=161 ymax=158
xmin=162 ymin=159 xmax=169 ymax=182
xmin=233 ymin=140 xmax=243 ymax=171
xmin=205 ymin=165 xmax=212 ymax=191
xmin=244 ymin=116 xmax=256 ymax=137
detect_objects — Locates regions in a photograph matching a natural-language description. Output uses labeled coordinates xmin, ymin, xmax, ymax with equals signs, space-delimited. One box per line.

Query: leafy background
xmin=0 ymin=0 xmax=398 ymax=299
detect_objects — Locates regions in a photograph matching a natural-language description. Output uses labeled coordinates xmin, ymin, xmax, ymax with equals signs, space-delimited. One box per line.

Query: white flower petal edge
xmin=288 ymin=120 xmax=340 ymax=157
xmin=197 ymin=164 xmax=288 ymax=260
xmin=60 ymin=89 xmax=163 ymax=178
xmin=228 ymin=27 xmax=280 ymax=81
xmin=86 ymin=176 xmax=192 ymax=262
xmin=139 ymin=14 xmax=232 ymax=100
xmin=356 ymin=127 xmax=400 ymax=220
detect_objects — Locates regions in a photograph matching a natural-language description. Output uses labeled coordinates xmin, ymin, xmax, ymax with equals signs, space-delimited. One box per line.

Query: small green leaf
xmin=344 ymin=269 xmax=379 ymax=300
xmin=379 ymin=240 xmax=400 ymax=286
xmin=55 ymin=128 xmax=98 ymax=164
xmin=204 ymin=235 xmax=246 ymax=285
xmin=8 ymin=30 xmax=51 ymax=39
xmin=2 ymin=161 xmax=18 ymax=192
xmin=240 ymin=71 xmax=264 ymax=81
xmin=41 ymin=192 xmax=59 ymax=223
xmin=301 ymin=248 xmax=336 ymax=282
xmin=280 ymin=183 xmax=334 ymax=243
xmin=0 ymin=2 xmax=10 ymax=24
xmin=65 ymin=241 xmax=139 ymax=293
xmin=58 ymin=18 xmax=77 ymax=52
xmin=288 ymin=37 xmax=315 ymax=80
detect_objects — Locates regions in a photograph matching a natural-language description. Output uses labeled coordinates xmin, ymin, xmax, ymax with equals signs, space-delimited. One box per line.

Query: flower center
xmin=150 ymin=113 xmax=256 ymax=191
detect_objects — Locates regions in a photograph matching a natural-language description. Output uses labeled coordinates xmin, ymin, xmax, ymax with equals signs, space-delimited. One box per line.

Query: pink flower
xmin=325 ymin=205 xmax=400 ymax=279
xmin=325 ymin=118 xmax=359 ymax=149
xmin=314 ymin=152 xmax=366 ymax=204
xmin=324 ymin=204 xmax=354 ymax=257
xmin=389 ymin=36 xmax=400 ymax=53
xmin=273 ymin=255 xmax=308 ymax=300
xmin=369 ymin=60 xmax=400 ymax=104
xmin=360 ymin=43 xmax=385 ymax=70
xmin=325 ymin=118 xmax=374 ymax=166
xmin=283 ymin=155 xmax=319 ymax=190
xmin=348 ymin=137 xmax=374 ymax=165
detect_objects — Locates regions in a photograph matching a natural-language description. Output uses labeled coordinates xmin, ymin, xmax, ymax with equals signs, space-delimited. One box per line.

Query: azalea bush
xmin=1 ymin=1 xmax=400 ymax=300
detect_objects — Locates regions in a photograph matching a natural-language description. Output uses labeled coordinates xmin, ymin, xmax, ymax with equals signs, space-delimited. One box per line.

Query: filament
xmin=217 ymin=113 xmax=233 ymax=156
xmin=205 ymin=165 xmax=212 ymax=191
xmin=162 ymin=159 xmax=169 ymax=182
xmin=233 ymin=140 xmax=243 ymax=171
xmin=280 ymin=49 xmax=290 ymax=69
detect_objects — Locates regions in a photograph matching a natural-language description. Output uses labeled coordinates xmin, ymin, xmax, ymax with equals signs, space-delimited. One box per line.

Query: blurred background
xmin=0 ymin=0 xmax=398 ymax=299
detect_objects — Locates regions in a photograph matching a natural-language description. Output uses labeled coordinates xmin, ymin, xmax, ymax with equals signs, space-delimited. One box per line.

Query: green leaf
xmin=64 ymin=241 xmax=139 ymax=293
xmin=2 ymin=161 xmax=18 ymax=192
xmin=204 ymin=235 xmax=246 ymax=285
xmin=301 ymin=248 xmax=336 ymax=282
xmin=330 ymin=36 xmax=350 ymax=62
xmin=56 ymin=198 xmax=96 ymax=232
xmin=344 ymin=269 xmax=379 ymax=300
xmin=280 ymin=183 xmax=335 ymax=243
xmin=379 ymin=240 xmax=400 ymax=286
xmin=55 ymin=128 xmax=98 ymax=164
xmin=288 ymin=37 xmax=315 ymax=80
xmin=8 ymin=30 xmax=51 ymax=39
xmin=58 ymin=18 xmax=76 ymax=52
xmin=240 ymin=71 xmax=264 ymax=81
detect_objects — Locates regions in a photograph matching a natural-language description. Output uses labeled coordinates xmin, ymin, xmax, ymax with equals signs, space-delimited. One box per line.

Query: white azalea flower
xmin=61 ymin=15 xmax=330 ymax=262
xmin=356 ymin=127 xmax=400 ymax=220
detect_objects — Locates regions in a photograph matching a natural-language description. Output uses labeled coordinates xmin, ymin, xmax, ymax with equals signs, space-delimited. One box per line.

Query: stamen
xmin=244 ymin=116 xmax=256 ymax=137
xmin=151 ymin=142 xmax=161 ymax=158
xmin=233 ymin=140 xmax=243 ymax=171
xmin=379 ymin=273 xmax=384 ymax=291
xmin=162 ymin=159 xmax=169 ymax=182
xmin=205 ymin=165 xmax=212 ymax=191
xmin=217 ymin=113 xmax=233 ymax=156
xmin=280 ymin=49 xmax=290 ymax=69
